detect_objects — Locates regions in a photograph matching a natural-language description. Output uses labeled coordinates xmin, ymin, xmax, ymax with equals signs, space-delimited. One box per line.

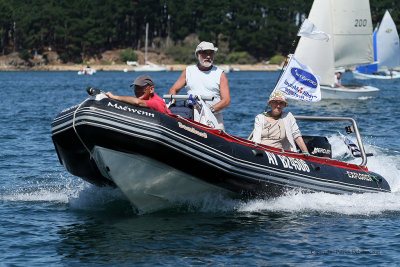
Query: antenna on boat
xmin=270 ymin=25 xmax=302 ymax=93
xmin=145 ymin=22 xmax=149 ymax=63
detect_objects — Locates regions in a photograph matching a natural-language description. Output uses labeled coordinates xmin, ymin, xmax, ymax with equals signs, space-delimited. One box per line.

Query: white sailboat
xmin=133 ymin=23 xmax=168 ymax=72
xmin=295 ymin=0 xmax=379 ymax=99
xmin=353 ymin=10 xmax=400 ymax=79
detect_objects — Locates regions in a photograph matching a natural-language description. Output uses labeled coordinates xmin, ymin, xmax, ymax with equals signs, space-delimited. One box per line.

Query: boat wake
xmin=1 ymin=186 xmax=71 ymax=203
xmin=0 ymin=174 xmax=126 ymax=211
xmin=67 ymin=183 xmax=128 ymax=211
xmin=236 ymin=191 xmax=400 ymax=216
xmin=235 ymin=136 xmax=400 ymax=216
xmin=3 ymin=134 xmax=399 ymax=216
xmin=151 ymin=134 xmax=400 ymax=215
xmin=0 ymin=174 xmax=77 ymax=203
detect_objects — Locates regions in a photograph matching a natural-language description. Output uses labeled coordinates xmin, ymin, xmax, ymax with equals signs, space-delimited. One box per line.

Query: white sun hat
xmin=268 ymin=90 xmax=289 ymax=107
xmin=195 ymin=41 xmax=218 ymax=57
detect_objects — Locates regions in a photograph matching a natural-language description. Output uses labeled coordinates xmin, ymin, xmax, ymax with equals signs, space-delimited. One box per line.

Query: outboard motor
xmin=301 ymin=136 xmax=332 ymax=158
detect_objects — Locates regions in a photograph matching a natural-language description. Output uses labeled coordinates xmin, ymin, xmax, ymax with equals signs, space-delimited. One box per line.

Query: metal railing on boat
xmin=294 ymin=116 xmax=368 ymax=166
xmin=163 ymin=94 xmax=214 ymax=101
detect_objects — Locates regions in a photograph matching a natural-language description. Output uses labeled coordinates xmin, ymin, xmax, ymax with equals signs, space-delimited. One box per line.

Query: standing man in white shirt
xmin=168 ymin=41 xmax=231 ymax=130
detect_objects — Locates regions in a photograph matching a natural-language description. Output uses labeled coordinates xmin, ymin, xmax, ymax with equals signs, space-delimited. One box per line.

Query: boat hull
xmin=352 ymin=70 xmax=400 ymax=80
xmin=51 ymin=98 xmax=390 ymax=212
xmin=321 ymin=85 xmax=380 ymax=99
xmin=92 ymin=146 xmax=232 ymax=212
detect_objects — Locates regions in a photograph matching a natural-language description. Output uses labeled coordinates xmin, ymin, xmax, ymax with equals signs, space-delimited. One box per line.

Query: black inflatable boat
xmin=51 ymin=89 xmax=391 ymax=212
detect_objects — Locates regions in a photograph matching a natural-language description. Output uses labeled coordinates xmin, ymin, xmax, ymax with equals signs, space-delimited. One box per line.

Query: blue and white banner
xmin=273 ymin=54 xmax=321 ymax=102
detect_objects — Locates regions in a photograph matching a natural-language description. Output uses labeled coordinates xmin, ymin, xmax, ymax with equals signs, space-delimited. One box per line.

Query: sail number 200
xmin=354 ymin=19 xmax=367 ymax=27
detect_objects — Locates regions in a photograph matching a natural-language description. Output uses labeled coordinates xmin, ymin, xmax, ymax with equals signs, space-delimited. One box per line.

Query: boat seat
xmin=169 ymin=106 xmax=194 ymax=120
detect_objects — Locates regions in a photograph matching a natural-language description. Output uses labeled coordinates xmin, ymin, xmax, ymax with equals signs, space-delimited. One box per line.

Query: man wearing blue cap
xmin=106 ymin=74 xmax=171 ymax=114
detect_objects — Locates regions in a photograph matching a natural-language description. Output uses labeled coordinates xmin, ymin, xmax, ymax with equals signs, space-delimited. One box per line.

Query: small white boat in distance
xmin=353 ymin=10 xmax=400 ymax=80
xmin=216 ymin=65 xmax=234 ymax=73
xmin=126 ymin=61 xmax=138 ymax=66
xmin=133 ymin=61 xmax=168 ymax=72
xmin=295 ymin=0 xmax=380 ymax=99
xmin=78 ymin=66 xmax=96 ymax=75
xmin=319 ymin=85 xmax=380 ymax=99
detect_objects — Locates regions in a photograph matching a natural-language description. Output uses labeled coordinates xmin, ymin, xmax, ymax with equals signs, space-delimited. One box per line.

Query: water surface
xmin=1 ymin=71 xmax=400 ymax=265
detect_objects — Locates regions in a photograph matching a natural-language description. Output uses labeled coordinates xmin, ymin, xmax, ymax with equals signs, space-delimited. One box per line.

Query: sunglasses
xmin=134 ymin=85 xmax=150 ymax=97
xmin=134 ymin=85 xmax=149 ymax=91
xmin=270 ymin=100 xmax=286 ymax=106
xmin=199 ymin=50 xmax=214 ymax=56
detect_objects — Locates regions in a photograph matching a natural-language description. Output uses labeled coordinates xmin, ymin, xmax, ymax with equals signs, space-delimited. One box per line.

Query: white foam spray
xmin=6 ymin=133 xmax=398 ymax=216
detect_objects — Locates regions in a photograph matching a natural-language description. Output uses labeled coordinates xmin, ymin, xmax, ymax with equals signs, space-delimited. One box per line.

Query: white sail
xmin=332 ymin=0 xmax=373 ymax=67
xmin=295 ymin=0 xmax=374 ymax=86
xmin=377 ymin=10 xmax=400 ymax=70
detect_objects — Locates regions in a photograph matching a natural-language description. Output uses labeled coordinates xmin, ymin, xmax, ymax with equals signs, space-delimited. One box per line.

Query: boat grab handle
xmin=163 ymin=94 xmax=214 ymax=101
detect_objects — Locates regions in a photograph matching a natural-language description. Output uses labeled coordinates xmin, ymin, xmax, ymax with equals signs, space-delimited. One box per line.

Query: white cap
xmin=195 ymin=41 xmax=218 ymax=57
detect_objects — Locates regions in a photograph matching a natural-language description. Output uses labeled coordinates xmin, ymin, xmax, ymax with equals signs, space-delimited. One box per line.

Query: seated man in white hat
xmin=168 ymin=41 xmax=231 ymax=130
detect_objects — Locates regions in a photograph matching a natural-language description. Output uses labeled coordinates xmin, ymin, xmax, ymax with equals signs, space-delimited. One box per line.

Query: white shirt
xmin=252 ymin=112 xmax=301 ymax=152
xmin=185 ymin=65 xmax=223 ymax=109
xmin=334 ymin=75 xmax=342 ymax=86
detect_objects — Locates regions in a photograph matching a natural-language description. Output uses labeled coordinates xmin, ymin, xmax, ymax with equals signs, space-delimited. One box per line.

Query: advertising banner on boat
xmin=273 ymin=55 xmax=321 ymax=102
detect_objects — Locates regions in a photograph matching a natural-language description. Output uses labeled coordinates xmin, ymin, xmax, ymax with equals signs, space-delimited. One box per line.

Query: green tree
xmin=120 ymin=48 xmax=138 ymax=62
xmin=0 ymin=0 xmax=12 ymax=55
xmin=0 ymin=0 xmax=397 ymax=63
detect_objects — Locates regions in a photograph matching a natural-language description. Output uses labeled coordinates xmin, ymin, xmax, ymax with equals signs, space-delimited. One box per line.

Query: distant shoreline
xmin=0 ymin=63 xmax=280 ymax=72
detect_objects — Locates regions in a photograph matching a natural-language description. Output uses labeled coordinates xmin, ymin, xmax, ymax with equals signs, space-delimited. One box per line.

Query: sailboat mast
xmin=145 ymin=23 xmax=149 ymax=63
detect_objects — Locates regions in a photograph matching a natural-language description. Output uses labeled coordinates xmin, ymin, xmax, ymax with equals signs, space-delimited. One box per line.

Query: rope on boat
xmin=72 ymin=97 xmax=93 ymax=158
xmin=356 ymin=164 xmax=381 ymax=188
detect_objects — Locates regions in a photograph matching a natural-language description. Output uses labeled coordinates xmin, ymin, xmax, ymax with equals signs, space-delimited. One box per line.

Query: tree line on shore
xmin=0 ymin=0 xmax=398 ymax=64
